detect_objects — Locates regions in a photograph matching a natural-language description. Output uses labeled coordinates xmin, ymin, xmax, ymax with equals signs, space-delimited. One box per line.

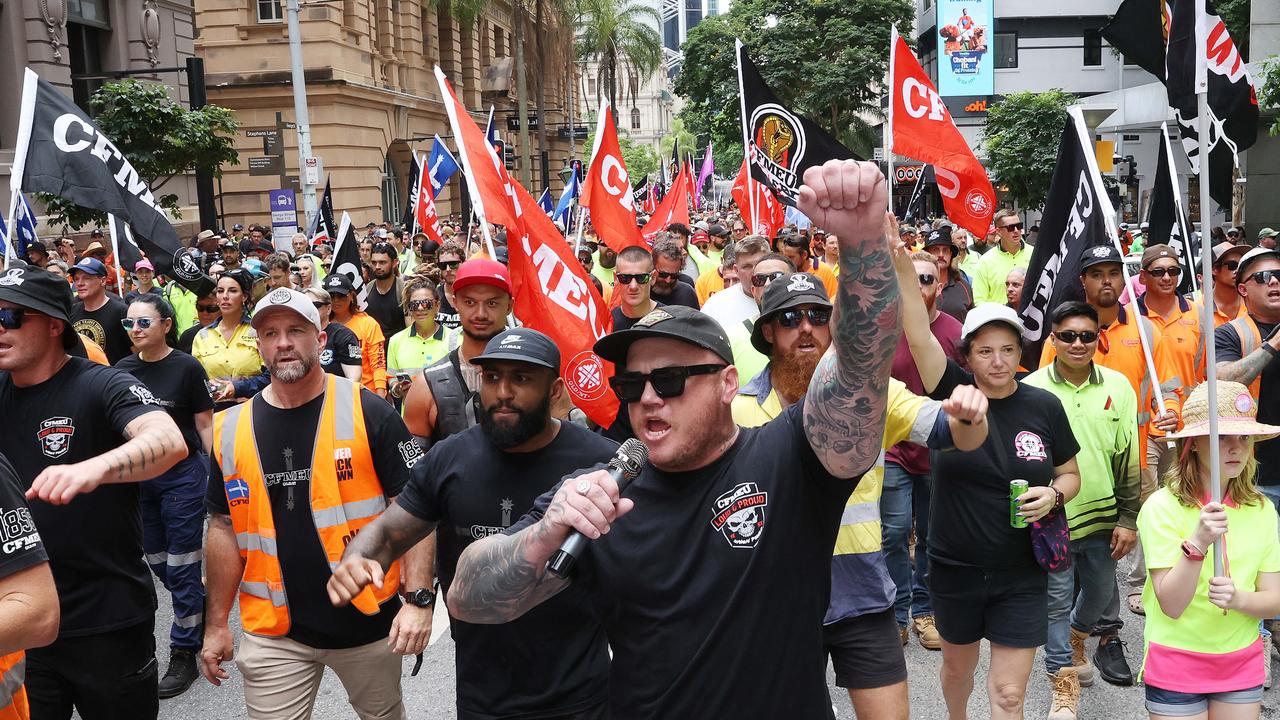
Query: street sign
xmin=506 ymin=115 xmax=540 ymax=131
xmin=268 ymin=189 xmax=298 ymax=237
xmin=304 ymin=157 xmax=320 ymax=185
xmin=557 ymin=126 xmax=590 ymax=140
xmin=245 ymin=128 xmax=278 ymax=138
xmin=873 ymin=148 xmax=885 ymax=161
xmin=248 ymin=156 xmax=282 ymax=176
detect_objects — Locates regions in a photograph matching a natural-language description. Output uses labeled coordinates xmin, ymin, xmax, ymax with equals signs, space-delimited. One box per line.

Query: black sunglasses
xmin=917 ymin=274 xmax=937 ymax=286
xmin=0 ymin=308 xmax=27 ymax=330
xmin=616 ymin=273 xmax=652 ymax=286
xmin=1146 ymin=266 xmax=1182 ymax=278
xmin=655 ymin=270 xmax=681 ymax=280
xmin=609 ymin=364 xmax=727 ymax=402
xmin=1246 ymin=269 xmax=1280 ymax=286
xmin=438 ymin=260 xmax=462 ymax=270
xmin=197 ymin=303 xmax=221 ymax=313
xmin=312 ymin=301 xmax=330 ymax=309
xmin=776 ymin=308 xmax=832 ymax=329
xmin=1215 ymin=259 xmax=1240 ymax=272
xmin=752 ymin=271 xmax=786 ymax=288
xmin=1053 ymin=330 xmax=1099 ymax=345
xmin=407 ymin=299 xmax=436 ymax=311
xmin=1000 ymin=222 xmax=1024 ymax=232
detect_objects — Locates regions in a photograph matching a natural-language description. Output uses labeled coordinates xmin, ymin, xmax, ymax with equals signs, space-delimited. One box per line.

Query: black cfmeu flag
xmin=736 ymin=40 xmax=860 ymax=207
xmin=1100 ymin=0 xmax=1168 ymax=82
xmin=330 ymin=211 xmax=369 ymax=309
xmin=307 ymin=177 xmax=337 ymax=244
xmin=1148 ymin=124 xmax=1199 ymax=293
xmin=1017 ymin=111 xmax=1113 ymax=363
xmin=1166 ymin=0 xmax=1257 ymax=209
xmin=633 ymin=178 xmax=648 ymax=207
xmin=10 ymin=68 xmax=210 ymax=292
xmin=401 ymin=152 xmax=422 ymax=231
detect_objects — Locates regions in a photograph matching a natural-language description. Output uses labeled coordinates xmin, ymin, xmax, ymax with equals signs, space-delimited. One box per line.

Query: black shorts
xmin=929 ymin=559 xmax=1047 ymax=648
xmin=823 ymin=607 xmax=909 ymax=690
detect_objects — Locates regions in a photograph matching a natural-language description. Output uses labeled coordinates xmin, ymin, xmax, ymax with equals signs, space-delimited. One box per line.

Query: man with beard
xmin=590 ymin=240 xmax=617 ymax=288
xmin=329 ymin=329 xmax=616 ymax=719
xmin=648 ymin=239 xmax=700 ymax=310
xmin=365 ymin=243 xmax=407 ymax=341
xmin=725 ymin=253 xmax=795 ymax=388
xmin=201 ymin=288 xmax=432 ymax=720
xmin=612 ymin=246 xmax=662 ymax=331
xmin=403 ymin=259 xmax=511 ymax=450
xmin=921 ymin=227 xmax=972 ymax=323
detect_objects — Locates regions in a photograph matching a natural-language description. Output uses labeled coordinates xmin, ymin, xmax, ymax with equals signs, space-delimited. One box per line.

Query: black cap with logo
xmin=594 ymin=305 xmax=733 ymax=366
xmin=470 ymin=328 xmax=561 ymax=370
xmin=323 ymin=272 xmax=354 ymax=295
xmin=1078 ymin=244 xmax=1124 ymax=271
xmin=751 ymin=272 xmax=832 ymax=355
xmin=0 ymin=262 xmax=78 ymax=350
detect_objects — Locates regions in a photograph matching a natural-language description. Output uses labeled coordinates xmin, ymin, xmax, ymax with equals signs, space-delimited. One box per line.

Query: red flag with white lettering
xmin=731 ymin=158 xmax=785 ymax=238
xmin=581 ymin=103 xmax=645 ymax=253
xmin=413 ymin=158 xmax=444 ymax=244
xmin=509 ymin=178 xmax=620 ymax=427
xmin=641 ymin=168 xmax=691 ymax=242
xmin=890 ymin=32 xmax=995 ymax=238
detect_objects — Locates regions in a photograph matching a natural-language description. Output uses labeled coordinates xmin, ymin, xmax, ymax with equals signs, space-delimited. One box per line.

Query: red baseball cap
xmin=453 ymin=258 xmax=511 ymax=295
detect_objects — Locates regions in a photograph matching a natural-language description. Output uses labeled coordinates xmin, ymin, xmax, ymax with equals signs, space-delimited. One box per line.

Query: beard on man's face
xmin=770 ymin=334 xmax=824 ymax=400
xmin=480 ymin=393 xmax=551 ymax=449
xmin=267 ymin=348 xmax=318 ymax=383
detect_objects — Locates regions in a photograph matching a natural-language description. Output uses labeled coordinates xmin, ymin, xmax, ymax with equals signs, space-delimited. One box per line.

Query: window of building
xmin=587 ymin=77 xmax=597 ymax=99
xmin=493 ymin=26 xmax=505 ymax=58
xmin=1083 ymin=29 xmax=1102 ymax=67
xmin=381 ymin=154 xmax=401 ymax=224
xmin=630 ymin=107 xmax=641 ymax=130
xmin=257 ymin=0 xmax=282 ymax=23
xmin=994 ymin=32 xmax=1017 ymax=68
xmin=66 ymin=23 xmax=106 ymax=111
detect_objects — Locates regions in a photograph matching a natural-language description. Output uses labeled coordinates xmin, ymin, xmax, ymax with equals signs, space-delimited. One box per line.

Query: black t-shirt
xmin=205 ymin=387 xmax=416 ymax=648
xmin=506 ymin=400 xmax=855 ymax=719
xmin=649 ymin=280 xmax=699 ymax=310
xmin=1216 ymin=319 xmax=1280 ymax=484
xmin=611 ymin=302 xmax=666 ymax=332
xmin=71 ymin=295 xmax=131 ymax=363
xmin=0 ymin=453 xmax=48 ymax=586
xmin=397 ymin=422 xmax=616 ymax=719
xmin=0 ymin=357 xmax=160 ymax=636
xmin=116 ymin=350 xmax=214 ymax=458
xmin=436 ymin=284 xmax=461 ymax=329
xmin=927 ymin=360 xmax=1079 ymax=570
xmin=123 ymin=286 xmax=162 ymax=305
xmin=177 ymin=323 xmax=202 ymax=355
xmin=365 ymin=281 xmax=406 ymax=340
xmin=320 ymin=322 xmax=362 ymax=377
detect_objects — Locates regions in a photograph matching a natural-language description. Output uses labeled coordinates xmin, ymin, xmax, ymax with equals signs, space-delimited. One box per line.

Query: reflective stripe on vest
xmin=0 ymin=652 xmax=28 ymax=720
xmin=1228 ymin=316 xmax=1264 ymax=399
xmin=213 ymin=375 xmax=400 ymax=637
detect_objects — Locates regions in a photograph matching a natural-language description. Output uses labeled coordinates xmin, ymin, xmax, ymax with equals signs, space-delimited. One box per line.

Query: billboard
xmin=936 ymin=0 xmax=994 ymax=97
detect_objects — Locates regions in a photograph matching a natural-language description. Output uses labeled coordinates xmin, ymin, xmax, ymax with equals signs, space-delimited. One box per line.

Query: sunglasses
xmin=1215 ymin=259 xmax=1240 ymax=272
xmin=781 ymin=236 xmax=806 ymax=247
xmin=0 ymin=308 xmax=27 ymax=330
xmin=609 ymin=363 xmax=727 ymax=402
xmin=616 ymin=273 xmax=651 ymax=286
xmin=1000 ymin=222 xmax=1024 ymax=232
xmin=407 ymin=299 xmax=436 ymax=311
xmin=655 ymin=270 xmax=681 ymax=280
xmin=121 ymin=317 xmax=159 ymax=330
xmin=1246 ymin=269 xmax=1280 ymax=285
xmin=917 ymin=274 xmax=937 ymax=286
xmin=776 ymin=308 xmax=832 ymax=329
xmin=752 ymin=271 xmax=786 ymax=288
xmin=290 ymin=265 xmax=301 ymax=272
xmin=312 ymin=301 xmax=330 ymax=309
xmin=438 ymin=260 xmax=462 ymax=270
xmin=197 ymin=303 xmax=221 ymax=313
xmin=1146 ymin=266 xmax=1182 ymax=279
xmin=1053 ymin=330 xmax=1099 ymax=345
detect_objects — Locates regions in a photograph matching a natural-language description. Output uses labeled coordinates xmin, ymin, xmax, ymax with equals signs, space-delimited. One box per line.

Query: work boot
xmin=1069 ymin=627 xmax=1096 ymax=687
xmin=1047 ymin=667 xmax=1080 ymax=720
xmin=913 ymin=614 xmax=942 ymax=651
xmin=899 ymin=626 xmax=908 ymax=646
xmin=157 ymin=648 xmax=198 ymax=699
xmin=1093 ymin=635 xmax=1134 ymax=686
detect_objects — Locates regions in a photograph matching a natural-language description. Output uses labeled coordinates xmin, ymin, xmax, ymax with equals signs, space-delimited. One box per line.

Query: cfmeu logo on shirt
xmin=710 ymin=482 xmax=769 ymax=549
xmin=36 ymin=417 xmax=75 ymax=459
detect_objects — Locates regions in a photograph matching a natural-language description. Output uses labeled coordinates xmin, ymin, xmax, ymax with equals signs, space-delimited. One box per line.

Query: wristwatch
xmin=403 ymin=587 xmax=436 ymax=608
xmin=1181 ymin=540 xmax=1206 ymax=562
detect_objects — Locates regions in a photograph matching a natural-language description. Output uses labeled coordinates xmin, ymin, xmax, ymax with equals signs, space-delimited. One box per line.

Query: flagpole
xmin=106 ymin=214 xmax=128 ymax=298
xmin=886 ymin=26 xmax=898 ymax=216
xmin=436 ymin=67 xmax=497 ymax=259
xmin=410 ymin=151 xmax=423 ymax=238
xmin=1160 ymin=122 xmax=1198 ymax=294
xmin=1197 ymin=89 xmax=1224 ymax=577
xmin=734 ymin=40 xmax=757 ymax=233
xmin=3 ymin=191 xmax=20 ymax=269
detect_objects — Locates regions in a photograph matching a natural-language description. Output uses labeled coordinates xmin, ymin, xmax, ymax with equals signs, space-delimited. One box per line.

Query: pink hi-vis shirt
xmin=1137 ymin=487 xmax=1280 ymax=692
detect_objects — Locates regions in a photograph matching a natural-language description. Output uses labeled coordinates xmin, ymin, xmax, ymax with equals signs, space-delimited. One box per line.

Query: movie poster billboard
xmin=936 ymin=0 xmax=994 ymax=97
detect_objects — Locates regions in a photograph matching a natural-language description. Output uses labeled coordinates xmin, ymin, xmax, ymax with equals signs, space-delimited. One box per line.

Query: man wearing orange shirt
xmin=1135 ymin=245 xmax=1205 ymax=404
xmin=1195 ymin=242 xmax=1250 ymax=326
xmin=776 ymin=231 xmax=838 ymax=298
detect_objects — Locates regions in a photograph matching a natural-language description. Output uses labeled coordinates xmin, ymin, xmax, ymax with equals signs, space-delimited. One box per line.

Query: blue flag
xmin=426 ymin=136 xmax=460 ymax=200
xmin=2 ymin=193 xmax=39 ymax=260
xmin=484 ymin=106 xmax=499 ymax=145
xmin=553 ymin=171 xmax=580 ymax=225
xmin=537 ymin=188 xmax=554 ymax=215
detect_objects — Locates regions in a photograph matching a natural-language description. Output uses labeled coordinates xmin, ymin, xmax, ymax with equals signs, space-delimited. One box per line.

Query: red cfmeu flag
xmin=510 ymin=178 xmax=620 ymax=428
xmin=731 ymin=157 xmax=785 ymax=238
xmin=641 ymin=167 xmax=691 ymax=242
xmin=413 ymin=156 xmax=444 ymax=243
xmin=580 ymin=101 xmax=645 ymax=253
xmin=889 ymin=32 xmax=995 ymax=239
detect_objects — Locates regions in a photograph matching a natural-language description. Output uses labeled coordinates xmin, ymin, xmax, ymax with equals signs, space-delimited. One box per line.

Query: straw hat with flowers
xmin=1162 ymin=381 xmax=1280 ymax=442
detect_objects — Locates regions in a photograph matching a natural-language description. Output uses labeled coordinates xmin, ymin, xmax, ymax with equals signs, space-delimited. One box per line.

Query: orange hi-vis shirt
xmin=1191 ymin=293 xmax=1249 ymax=328
xmin=1137 ymin=293 xmax=1206 ymax=404
xmin=342 ymin=311 xmax=388 ymax=395
xmin=1040 ymin=303 xmax=1181 ymax=466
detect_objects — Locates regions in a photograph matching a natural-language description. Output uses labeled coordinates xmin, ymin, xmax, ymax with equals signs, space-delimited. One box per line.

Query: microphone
xmin=547 ymin=438 xmax=648 ymax=578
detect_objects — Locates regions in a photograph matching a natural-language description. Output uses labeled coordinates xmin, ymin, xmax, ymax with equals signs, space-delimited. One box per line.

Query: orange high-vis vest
xmin=1226 ymin=315 xmax=1264 ymax=400
xmin=0 ymin=652 xmax=29 ymax=720
xmin=213 ymin=374 xmax=400 ymax=637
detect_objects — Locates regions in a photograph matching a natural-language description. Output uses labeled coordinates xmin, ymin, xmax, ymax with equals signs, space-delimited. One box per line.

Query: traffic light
xmin=1124 ymin=155 xmax=1138 ymax=188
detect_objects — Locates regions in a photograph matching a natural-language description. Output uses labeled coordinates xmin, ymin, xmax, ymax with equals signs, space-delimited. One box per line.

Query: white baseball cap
xmin=251 ymin=287 xmax=322 ymax=331
xmin=961 ymin=303 xmax=1026 ymax=342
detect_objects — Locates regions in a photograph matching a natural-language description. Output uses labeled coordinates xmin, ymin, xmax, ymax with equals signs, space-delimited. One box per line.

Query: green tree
xmin=584 ymin=126 xmax=659 ymax=180
xmin=40 ymin=79 xmax=239 ymax=230
xmin=1259 ymin=55 xmax=1280 ymax=136
xmin=1217 ymin=0 xmax=1250 ymax=60
xmin=658 ymin=117 xmax=697 ymax=161
xmin=674 ymin=0 xmax=914 ymax=160
xmin=982 ymin=89 xmax=1077 ymax=210
xmin=575 ymin=0 xmax=663 ymax=114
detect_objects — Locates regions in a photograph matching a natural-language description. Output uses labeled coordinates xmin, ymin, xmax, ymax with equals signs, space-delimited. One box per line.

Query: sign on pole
xmin=304 ymin=157 xmax=321 ymax=186
xmin=936 ymin=0 xmax=994 ymax=97
xmin=268 ymin=188 xmax=298 ymax=242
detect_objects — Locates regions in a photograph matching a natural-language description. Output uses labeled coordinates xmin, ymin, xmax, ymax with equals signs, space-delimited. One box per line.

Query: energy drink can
xmin=1010 ymin=480 xmax=1029 ymax=528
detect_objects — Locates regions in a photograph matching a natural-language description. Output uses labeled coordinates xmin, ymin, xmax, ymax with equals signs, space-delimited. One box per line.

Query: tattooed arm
xmin=25 ymin=410 xmax=185 ymax=505
xmin=796 ymin=160 xmax=901 ymax=479
xmin=328 ymin=502 xmax=437 ymax=607
xmin=1215 ymin=323 xmax=1279 ymax=386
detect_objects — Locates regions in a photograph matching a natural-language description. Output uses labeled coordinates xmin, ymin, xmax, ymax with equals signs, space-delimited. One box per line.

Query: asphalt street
xmin=137 ymin=555 xmax=1275 ymax=719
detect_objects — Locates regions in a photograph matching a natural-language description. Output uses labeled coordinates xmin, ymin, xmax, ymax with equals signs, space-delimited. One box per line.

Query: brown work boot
xmin=899 ymin=626 xmax=908 ymax=646
xmin=1069 ymin=627 xmax=1095 ymax=687
xmin=913 ymin=614 xmax=942 ymax=651
xmin=1047 ymin=667 xmax=1080 ymax=720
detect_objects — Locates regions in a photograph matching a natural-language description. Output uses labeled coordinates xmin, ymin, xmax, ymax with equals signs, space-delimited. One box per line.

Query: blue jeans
xmin=880 ymin=461 xmax=931 ymax=627
xmin=1045 ymin=533 xmax=1123 ymax=673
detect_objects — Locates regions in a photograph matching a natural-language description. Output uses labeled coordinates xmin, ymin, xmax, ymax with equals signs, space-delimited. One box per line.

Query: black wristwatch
xmin=403 ymin=587 xmax=436 ymax=608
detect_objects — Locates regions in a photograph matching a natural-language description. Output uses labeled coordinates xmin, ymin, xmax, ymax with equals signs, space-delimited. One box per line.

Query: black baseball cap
xmin=323 ymin=272 xmax=354 ymax=295
xmin=0 ymin=262 xmax=78 ymax=350
xmin=707 ymin=224 xmax=730 ymax=238
xmin=594 ymin=305 xmax=733 ymax=366
xmin=922 ymin=226 xmax=956 ymax=254
xmin=1078 ymin=244 xmax=1123 ymax=271
xmin=751 ymin=273 xmax=833 ymax=355
xmin=470 ymin=328 xmax=560 ymax=370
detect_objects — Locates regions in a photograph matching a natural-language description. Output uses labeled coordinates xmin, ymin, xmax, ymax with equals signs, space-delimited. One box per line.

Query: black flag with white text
xmin=1148 ymin=124 xmax=1199 ymax=293
xmin=330 ymin=211 xmax=369 ymax=309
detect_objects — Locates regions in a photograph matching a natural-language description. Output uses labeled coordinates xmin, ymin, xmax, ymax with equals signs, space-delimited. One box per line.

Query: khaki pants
xmin=236 ymin=633 xmax=407 ymax=720
xmin=1127 ymin=439 xmax=1176 ymax=591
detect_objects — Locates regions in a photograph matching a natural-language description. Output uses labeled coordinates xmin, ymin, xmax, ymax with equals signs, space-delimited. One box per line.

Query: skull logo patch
xmin=709 ymin=482 xmax=769 ymax=549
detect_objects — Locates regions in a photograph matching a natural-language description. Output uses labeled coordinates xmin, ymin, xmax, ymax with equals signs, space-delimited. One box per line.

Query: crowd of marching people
xmin=2 ymin=158 xmax=1280 ymax=720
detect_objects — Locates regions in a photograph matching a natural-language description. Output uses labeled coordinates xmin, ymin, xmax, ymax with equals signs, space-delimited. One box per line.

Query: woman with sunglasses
xmin=190 ymin=269 xmax=267 ymax=410
xmin=1137 ymin=381 xmax=1280 ymax=720
xmin=894 ymin=240 xmax=1083 ymax=720
xmin=302 ymin=287 xmax=362 ymax=382
xmin=176 ymin=291 xmax=221 ymax=354
xmin=115 ymin=295 xmax=214 ymax=698
xmin=386 ymin=277 xmax=449 ymax=401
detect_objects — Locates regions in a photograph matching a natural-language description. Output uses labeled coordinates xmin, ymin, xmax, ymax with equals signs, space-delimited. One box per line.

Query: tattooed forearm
xmin=342 ymin=502 xmax=436 ymax=572
xmin=96 ymin=412 xmax=184 ymax=483
xmin=804 ymin=242 xmax=901 ymax=478
xmin=1217 ymin=350 xmax=1275 ymax=386
xmin=448 ymin=521 xmax=569 ymax=624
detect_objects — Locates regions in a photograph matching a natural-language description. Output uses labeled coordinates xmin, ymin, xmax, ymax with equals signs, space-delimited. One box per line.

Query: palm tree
xmin=575 ymin=0 xmax=662 ymax=116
